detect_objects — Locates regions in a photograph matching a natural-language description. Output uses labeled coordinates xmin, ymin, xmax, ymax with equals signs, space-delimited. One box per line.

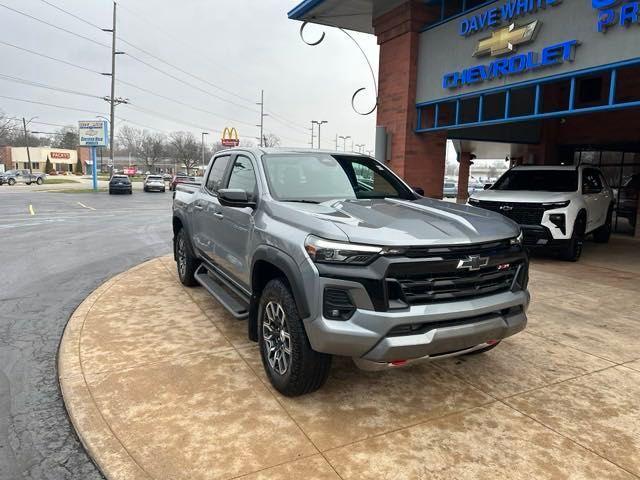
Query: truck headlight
xmin=304 ymin=235 xmax=382 ymax=265
xmin=510 ymin=231 xmax=524 ymax=246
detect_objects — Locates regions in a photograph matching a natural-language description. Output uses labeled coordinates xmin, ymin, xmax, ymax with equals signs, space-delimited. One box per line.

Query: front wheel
xmin=36 ymin=178 xmax=43 ymax=185
xmin=8 ymin=178 xmax=15 ymax=186
xmin=175 ymin=228 xmax=198 ymax=286
xmin=259 ymin=279 xmax=332 ymax=397
xmin=561 ymin=214 xmax=586 ymax=262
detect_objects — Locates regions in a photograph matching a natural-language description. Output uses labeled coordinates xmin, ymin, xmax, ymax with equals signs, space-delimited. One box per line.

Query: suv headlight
xmin=304 ymin=235 xmax=382 ymax=265
xmin=510 ymin=231 xmax=524 ymax=245
xmin=542 ymin=201 xmax=570 ymax=209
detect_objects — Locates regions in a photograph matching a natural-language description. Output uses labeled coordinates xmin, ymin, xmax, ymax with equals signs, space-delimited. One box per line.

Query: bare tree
xmin=262 ymin=133 xmax=281 ymax=148
xmin=169 ymin=131 xmax=199 ymax=174
xmin=141 ymin=132 xmax=165 ymax=172
xmin=0 ymin=112 xmax=17 ymax=144
xmin=52 ymin=126 xmax=79 ymax=150
xmin=117 ymin=125 xmax=144 ymax=160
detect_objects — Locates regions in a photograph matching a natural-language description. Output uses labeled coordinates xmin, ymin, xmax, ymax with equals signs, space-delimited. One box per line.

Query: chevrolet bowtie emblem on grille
xmin=457 ymin=255 xmax=490 ymax=271
xmin=500 ymin=205 xmax=514 ymax=211
xmin=473 ymin=20 xmax=540 ymax=57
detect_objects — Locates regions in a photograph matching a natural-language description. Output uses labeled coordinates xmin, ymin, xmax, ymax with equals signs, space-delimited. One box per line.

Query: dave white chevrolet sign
xmin=78 ymin=120 xmax=108 ymax=147
xmin=416 ymin=0 xmax=640 ymax=103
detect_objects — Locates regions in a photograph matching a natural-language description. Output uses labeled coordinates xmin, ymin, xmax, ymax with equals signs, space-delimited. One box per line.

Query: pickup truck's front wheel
xmin=175 ymin=228 xmax=198 ymax=286
xmin=259 ymin=279 xmax=331 ymax=396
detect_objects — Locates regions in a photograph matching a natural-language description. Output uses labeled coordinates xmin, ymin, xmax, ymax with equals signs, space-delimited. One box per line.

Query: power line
xmin=0 ymin=95 xmax=105 ymax=115
xmin=0 ymin=3 xmax=110 ymax=49
xmin=0 ymin=73 xmax=103 ymax=99
xmin=0 ymin=40 xmax=104 ymax=75
xmin=37 ymin=0 xmax=103 ymax=30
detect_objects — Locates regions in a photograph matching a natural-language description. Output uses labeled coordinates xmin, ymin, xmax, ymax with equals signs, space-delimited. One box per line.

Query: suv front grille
xmin=474 ymin=200 xmax=544 ymax=225
xmin=389 ymin=263 xmax=520 ymax=305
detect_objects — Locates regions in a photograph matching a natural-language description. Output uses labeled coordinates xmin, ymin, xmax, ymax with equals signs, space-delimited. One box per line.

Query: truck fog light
xmin=323 ymin=288 xmax=356 ymax=320
xmin=549 ymin=214 xmax=566 ymax=234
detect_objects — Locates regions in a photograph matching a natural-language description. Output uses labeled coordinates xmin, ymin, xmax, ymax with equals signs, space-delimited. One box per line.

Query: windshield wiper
xmin=282 ymin=199 xmax=320 ymax=204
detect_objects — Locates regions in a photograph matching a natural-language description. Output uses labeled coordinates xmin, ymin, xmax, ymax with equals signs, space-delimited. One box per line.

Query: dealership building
xmin=288 ymin=0 xmax=640 ymax=237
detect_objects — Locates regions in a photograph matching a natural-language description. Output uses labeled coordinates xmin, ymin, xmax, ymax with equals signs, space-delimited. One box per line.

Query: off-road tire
xmin=593 ymin=207 xmax=613 ymax=243
xmin=463 ymin=341 xmax=501 ymax=356
xmin=259 ymin=279 xmax=331 ymax=396
xmin=561 ymin=213 xmax=586 ymax=262
xmin=175 ymin=228 xmax=199 ymax=286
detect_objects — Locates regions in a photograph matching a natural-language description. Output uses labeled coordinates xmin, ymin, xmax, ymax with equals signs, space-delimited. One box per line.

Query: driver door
xmin=582 ymin=168 xmax=610 ymax=231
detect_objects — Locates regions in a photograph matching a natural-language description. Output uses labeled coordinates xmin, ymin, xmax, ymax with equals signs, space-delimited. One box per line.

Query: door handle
xmin=194 ymin=205 xmax=204 ymax=211
xmin=214 ymin=212 xmax=224 ymax=219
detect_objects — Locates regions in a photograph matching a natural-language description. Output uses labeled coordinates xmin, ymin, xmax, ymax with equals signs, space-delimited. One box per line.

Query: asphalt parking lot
xmin=0 ymin=186 xmax=173 ymax=479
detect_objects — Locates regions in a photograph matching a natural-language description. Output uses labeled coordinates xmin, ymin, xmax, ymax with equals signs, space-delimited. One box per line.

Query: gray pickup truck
xmin=0 ymin=169 xmax=46 ymax=186
xmin=172 ymin=148 xmax=529 ymax=396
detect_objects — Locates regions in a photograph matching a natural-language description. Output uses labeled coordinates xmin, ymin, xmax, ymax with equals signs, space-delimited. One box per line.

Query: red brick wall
xmin=77 ymin=146 xmax=91 ymax=174
xmin=374 ymin=1 xmax=447 ymax=198
xmin=0 ymin=146 xmax=12 ymax=170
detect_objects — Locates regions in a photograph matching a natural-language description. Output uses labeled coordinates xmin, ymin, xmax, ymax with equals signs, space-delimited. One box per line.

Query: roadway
xmin=0 ymin=187 xmax=173 ymax=479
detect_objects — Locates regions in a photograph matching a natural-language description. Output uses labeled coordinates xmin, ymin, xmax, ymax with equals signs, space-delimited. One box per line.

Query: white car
xmin=143 ymin=175 xmax=166 ymax=193
xmin=468 ymin=165 xmax=613 ymax=261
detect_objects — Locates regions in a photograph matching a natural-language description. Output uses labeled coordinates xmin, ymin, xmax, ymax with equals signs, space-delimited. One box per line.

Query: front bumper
xmin=304 ymin=279 xmax=529 ymax=362
xmin=145 ymin=184 xmax=165 ymax=191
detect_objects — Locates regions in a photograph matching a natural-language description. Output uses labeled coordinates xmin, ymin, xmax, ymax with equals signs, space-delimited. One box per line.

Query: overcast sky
xmin=0 ymin=0 xmax=380 ymax=151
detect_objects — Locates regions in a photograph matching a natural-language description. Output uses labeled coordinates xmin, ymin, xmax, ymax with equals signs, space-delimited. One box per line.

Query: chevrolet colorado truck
xmin=469 ymin=165 xmax=614 ymax=261
xmin=172 ymin=148 xmax=529 ymax=396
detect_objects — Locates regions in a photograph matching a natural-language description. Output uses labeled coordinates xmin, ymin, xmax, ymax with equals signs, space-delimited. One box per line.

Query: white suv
xmin=469 ymin=165 xmax=613 ymax=261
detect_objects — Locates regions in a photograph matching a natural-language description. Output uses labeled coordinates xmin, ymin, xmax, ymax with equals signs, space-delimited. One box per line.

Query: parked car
xmin=162 ymin=173 xmax=173 ymax=182
xmin=173 ymin=148 xmax=529 ymax=396
xmin=143 ymin=175 xmax=166 ymax=193
xmin=443 ymin=181 xmax=458 ymax=198
xmin=0 ymin=169 xmax=46 ymax=186
xmin=108 ymin=174 xmax=133 ymax=195
xmin=469 ymin=165 xmax=613 ymax=261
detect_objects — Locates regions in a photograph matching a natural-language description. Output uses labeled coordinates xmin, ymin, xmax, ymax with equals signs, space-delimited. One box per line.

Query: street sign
xmin=221 ymin=127 xmax=240 ymax=147
xmin=78 ymin=120 xmax=108 ymax=147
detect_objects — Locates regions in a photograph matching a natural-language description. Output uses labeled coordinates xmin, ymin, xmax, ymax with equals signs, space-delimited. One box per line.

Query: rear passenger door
xmin=215 ymin=154 xmax=258 ymax=287
xmin=191 ymin=155 xmax=231 ymax=261
xmin=582 ymin=168 xmax=610 ymax=232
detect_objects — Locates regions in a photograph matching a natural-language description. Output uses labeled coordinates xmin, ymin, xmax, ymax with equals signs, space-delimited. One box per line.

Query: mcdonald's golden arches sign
xmin=221 ymin=127 xmax=240 ymax=147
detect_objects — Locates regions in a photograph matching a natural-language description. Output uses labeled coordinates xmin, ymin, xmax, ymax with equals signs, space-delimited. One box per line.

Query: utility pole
xmin=22 ymin=117 xmax=33 ymax=174
xmin=256 ymin=90 xmax=268 ymax=147
xmin=201 ymin=132 xmax=209 ymax=173
xmin=102 ymin=2 xmax=126 ymax=165
xmin=312 ymin=120 xmax=328 ymax=149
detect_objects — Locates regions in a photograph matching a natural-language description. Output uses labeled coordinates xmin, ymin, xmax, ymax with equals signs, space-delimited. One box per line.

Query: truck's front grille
xmin=387 ymin=262 xmax=521 ymax=305
xmin=474 ymin=200 xmax=544 ymax=225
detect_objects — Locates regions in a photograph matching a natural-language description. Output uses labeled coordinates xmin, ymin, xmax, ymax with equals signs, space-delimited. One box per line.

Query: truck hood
xmin=471 ymin=190 xmax=574 ymax=203
xmin=272 ymin=198 xmax=519 ymax=246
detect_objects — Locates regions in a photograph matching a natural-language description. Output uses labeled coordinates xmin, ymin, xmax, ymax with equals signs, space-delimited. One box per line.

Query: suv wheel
xmin=175 ymin=229 xmax=198 ymax=286
xmin=36 ymin=178 xmax=43 ymax=185
xmin=259 ymin=279 xmax=331 ymax=396
xmin=561 ymin=214 xmax=586 ymax=262
xmin=593 ymin=207 xmax=613 ymax=243
xmin=7 ymin=178 xmax=15 ymax=186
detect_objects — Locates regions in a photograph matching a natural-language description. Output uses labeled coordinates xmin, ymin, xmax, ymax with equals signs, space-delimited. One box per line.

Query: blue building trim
xmin=416 ymin=57 xmax=640 ymax=133
xmin=420 ymin=0 xmax=499 ymax=32
xmin=288 ymin=0 xmax=326 ymax=19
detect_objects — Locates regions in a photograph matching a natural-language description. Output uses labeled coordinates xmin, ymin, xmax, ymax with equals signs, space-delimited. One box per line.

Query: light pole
xmin=355 ymin=143 xmax=365 ymax=153
xmin=311 ymin=120 xmax=328 ymax=149
xmin=201 ymin=132 xmax=209 ymax=173
xmin=338 ymin=135 xmax=351 ymax=152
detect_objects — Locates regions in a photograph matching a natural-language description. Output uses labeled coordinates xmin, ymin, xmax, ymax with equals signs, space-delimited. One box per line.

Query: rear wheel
xmin=561 ymin=213 xmax=586 ymax=262
xmin=8 ymin=178 xmax=15 ymax=186
xmin=36 ymin=178 xmax=43 ymax=185
xmin=259 ymin=279 xmax=332 ymax=396
xmin=593 ymin=207 xmax=613 ymax=243
xmin=175 ymin=228 xmax=198 ymax=286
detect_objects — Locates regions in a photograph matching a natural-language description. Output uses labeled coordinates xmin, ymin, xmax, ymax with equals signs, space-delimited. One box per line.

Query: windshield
xmin=491 ymin=169 xmax=578 ymax=192
xmin=147 ymin=176 xmax=162 ymax=180
xmin=262 ymin=154 xmax=413 ymax=203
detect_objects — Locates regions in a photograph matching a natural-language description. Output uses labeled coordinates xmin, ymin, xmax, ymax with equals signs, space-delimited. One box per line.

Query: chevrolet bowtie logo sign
xmin=457 ymin=255 xmax=490 ymax=272
xmin=473 ymin=20 xmax=540 ymax=57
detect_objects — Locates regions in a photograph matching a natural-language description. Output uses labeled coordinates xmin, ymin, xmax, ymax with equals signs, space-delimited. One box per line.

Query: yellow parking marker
xmin=29 ymin=204 xmax=35 ymax=216
xmin=77 ymin=202 xmax=96 ymax=211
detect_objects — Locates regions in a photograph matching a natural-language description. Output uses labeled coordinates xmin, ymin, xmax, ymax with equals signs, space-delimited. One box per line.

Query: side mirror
xmin=218 ymin=188 xmax=255 ymax=208
xmin=413 ymin=186 xmax=425 ymax=196
xmin=483 ymin=183 xmax=492 ymax=190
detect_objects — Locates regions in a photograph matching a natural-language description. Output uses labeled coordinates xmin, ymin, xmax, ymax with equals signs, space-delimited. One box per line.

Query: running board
xmin=194 ymin=264 xmax=249 ymax=319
